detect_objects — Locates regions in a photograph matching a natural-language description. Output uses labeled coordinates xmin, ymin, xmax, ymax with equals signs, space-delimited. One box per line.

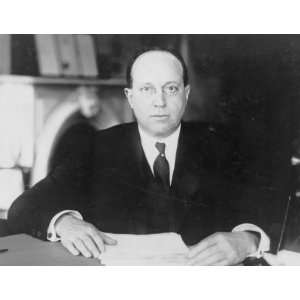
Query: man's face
xmin=125 ymin=51 xmax=190 ymax=138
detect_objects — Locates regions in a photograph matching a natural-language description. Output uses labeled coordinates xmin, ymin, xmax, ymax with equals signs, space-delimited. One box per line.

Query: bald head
xmin=131 ymin=51 xmax=184 ymax=89
xmin=126 ymin=48 xmax=189 ymax=88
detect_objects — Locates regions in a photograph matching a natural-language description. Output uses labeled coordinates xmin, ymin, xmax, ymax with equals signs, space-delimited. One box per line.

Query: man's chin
xmin=147 ymin=124 xmax=177 ymax=138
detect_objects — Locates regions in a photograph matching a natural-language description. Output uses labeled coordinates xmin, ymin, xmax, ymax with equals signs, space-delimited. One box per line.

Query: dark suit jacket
xmin=7 ymin=122 xmax=280 ymax=247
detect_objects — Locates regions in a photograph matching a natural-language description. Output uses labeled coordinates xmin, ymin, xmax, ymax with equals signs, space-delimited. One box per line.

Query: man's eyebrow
xmin=163 ymin=81 xmax=180 ymax=86
xmin=135 ymin=81 xmax=180 ymax=87
xmin=136 ymin=82 xmax=154 ymax=86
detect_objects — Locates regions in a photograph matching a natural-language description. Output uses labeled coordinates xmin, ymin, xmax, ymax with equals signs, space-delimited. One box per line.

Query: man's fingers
xmin=188 ymin=236 xmax=217 ymax=258
xmin=62 ymin=240 xmax=80 ymax=256
xmin=89 ymin=231 xmax=106 ymax=253
xmin=210 ymin=259 xmax=228 ymax=266
xmin=81 ymin=235 xmax=101 ymax=258
xmin=188 ymin=251 xmax=224 ymax=266
xmin=188 ymin=244 xmax=219 ymax=264
xmin=73 ymin=238 xmax=92 ymax=258
xmin=100 ymin=232 xmax=117 ymax=246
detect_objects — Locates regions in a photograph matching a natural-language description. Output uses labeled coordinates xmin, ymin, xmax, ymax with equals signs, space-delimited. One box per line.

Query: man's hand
xmin=187 ymin=232 xmax=259 ymax=266
xmin=56 ymin=214 xmax=117 ymax=258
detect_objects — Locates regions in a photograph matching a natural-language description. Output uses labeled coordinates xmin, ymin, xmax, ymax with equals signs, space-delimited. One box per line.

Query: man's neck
xmin=137 ymin=124 xmax=181 ymax=142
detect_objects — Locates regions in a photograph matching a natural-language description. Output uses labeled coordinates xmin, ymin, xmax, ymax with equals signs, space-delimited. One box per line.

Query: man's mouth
xmin=150 ymin=114 xmax=169 ymax=119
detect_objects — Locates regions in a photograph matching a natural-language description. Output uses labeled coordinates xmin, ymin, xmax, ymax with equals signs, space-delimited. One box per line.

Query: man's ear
xmin=124 ymin=88 xmax=133 ymax=108
xmin=184 ymin=85 xmax=191 ymax=103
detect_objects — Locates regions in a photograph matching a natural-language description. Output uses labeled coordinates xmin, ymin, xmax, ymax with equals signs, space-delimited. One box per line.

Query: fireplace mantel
xmin=0 ymin=75 xmax=126 ymax=87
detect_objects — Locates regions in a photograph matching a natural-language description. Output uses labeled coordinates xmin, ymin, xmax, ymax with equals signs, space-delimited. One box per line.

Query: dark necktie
xmin=153 ymin=142 xmax=170 ymax=189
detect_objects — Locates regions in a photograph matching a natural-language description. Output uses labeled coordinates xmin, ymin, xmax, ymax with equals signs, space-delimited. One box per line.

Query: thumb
xmin=101 ymin=232 xmax=117 ymax=245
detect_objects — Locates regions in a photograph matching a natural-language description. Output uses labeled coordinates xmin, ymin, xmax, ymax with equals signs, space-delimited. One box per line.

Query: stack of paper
xmin=99 ymin=232 xmax=189 ymax=266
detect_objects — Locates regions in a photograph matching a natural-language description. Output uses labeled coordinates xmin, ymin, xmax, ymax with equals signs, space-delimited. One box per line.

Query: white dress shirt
xmin=47 ymin=124 xmax=270 ymax=257
xmin=138 ymin=124 xmax=181 ymax=185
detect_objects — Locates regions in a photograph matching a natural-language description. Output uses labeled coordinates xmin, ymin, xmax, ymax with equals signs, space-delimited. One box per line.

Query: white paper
xmin=264 ymin=250 xmax=300 ymax=266
xmin=99 ymin=232 xmax=189 ymax=266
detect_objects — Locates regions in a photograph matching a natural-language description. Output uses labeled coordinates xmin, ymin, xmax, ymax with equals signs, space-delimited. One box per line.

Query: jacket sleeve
xmin=214 ymin=123 xmax=289 ymax=253
xmin=7 ymin=124 xmax=95 ymax=240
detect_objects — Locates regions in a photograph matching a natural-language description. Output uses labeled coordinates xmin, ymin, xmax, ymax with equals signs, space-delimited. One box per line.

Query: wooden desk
xmin=0 ymin=234 xmax=267 ymax=266
xmin=0 ymin=234 xmax=100 ymax=266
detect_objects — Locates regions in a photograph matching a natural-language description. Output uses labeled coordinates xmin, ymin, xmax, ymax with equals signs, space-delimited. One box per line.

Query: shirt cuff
xmin=47 ymin=210 xmax=83 ymax=242
xmin=232 ymin=223 xmax=270 ymax=258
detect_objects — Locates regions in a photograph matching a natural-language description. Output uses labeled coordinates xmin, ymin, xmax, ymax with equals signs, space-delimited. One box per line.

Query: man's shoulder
xmin=93 ymin=122 xmax=137 ymax=150
xmin=95 ymin=122 xmax=136 ymax=138
xmin=182 ymin=121 xmax=231 ymax=140
xmin=182 ymin=121 xmax=213 ymax=131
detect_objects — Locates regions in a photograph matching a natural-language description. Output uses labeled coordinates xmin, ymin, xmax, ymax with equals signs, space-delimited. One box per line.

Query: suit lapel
xmin=128 ymin=123 xmax=154 ymax=185
xmin=171 ymin=122 xmax=204 ymax=200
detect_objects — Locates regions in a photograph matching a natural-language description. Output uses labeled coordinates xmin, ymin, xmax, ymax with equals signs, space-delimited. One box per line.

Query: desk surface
xmin=0 ymin=234 xmax=100 ymax=266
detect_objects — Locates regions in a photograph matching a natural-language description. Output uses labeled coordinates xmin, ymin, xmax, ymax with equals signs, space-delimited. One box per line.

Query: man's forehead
xmin=131 ymin=51 xmax=184 ymax=84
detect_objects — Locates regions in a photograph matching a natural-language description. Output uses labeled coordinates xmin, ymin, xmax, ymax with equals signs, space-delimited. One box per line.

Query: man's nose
xmin=153 ymin=90 xmax=166 ymax=107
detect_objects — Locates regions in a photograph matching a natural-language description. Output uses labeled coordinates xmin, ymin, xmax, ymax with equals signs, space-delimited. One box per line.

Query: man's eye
xmin=140 ymin=86 xmax=153 ymax=93
xmin=165 ymin=85 xmax=179 ymax=95
xmin=169 ymin=86 xmax=178 ymax=91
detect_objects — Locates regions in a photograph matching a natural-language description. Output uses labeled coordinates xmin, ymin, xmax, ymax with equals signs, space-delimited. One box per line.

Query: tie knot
xmin=155 ymin=142 xmax=166 ymax=155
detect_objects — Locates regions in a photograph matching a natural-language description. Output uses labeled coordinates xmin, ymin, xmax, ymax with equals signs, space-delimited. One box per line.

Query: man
xmin=7 ymin=48 xmax=270 ymax=265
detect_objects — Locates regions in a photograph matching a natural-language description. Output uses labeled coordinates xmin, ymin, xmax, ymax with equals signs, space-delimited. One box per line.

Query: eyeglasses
xmin=137 ymin=83 xmax=182 ymax=97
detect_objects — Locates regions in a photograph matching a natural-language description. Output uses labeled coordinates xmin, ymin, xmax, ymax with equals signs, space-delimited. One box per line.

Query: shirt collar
xmin=138 ymin=123 xmax=181 ymax=150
